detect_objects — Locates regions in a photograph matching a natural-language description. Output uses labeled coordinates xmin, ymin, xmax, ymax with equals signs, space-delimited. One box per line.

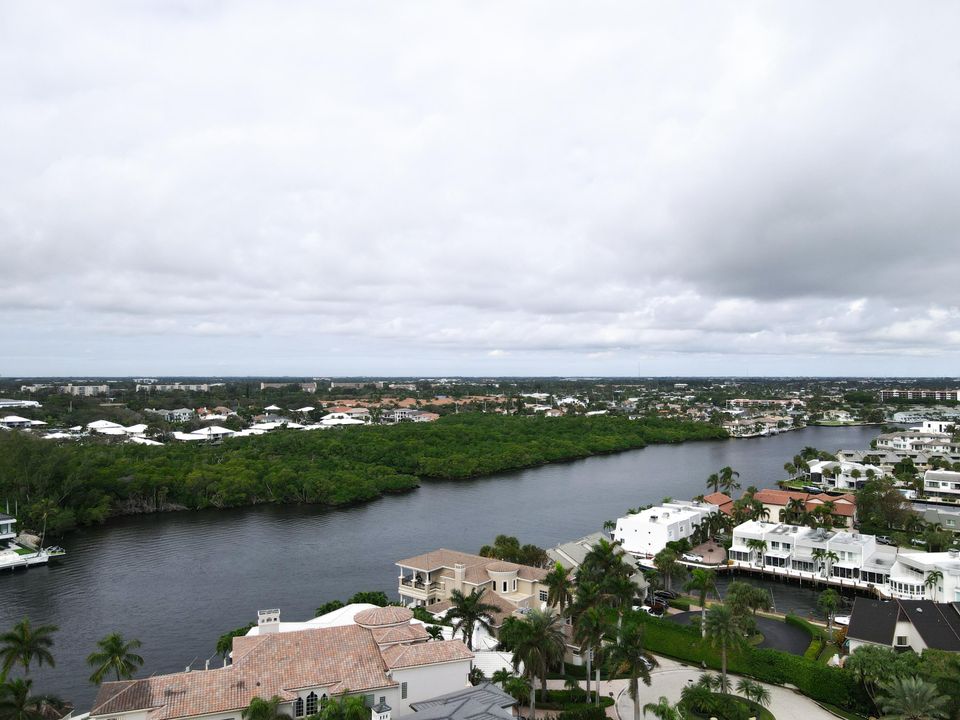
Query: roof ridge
xmin=91 ymin=678 xmax=147 ymax=714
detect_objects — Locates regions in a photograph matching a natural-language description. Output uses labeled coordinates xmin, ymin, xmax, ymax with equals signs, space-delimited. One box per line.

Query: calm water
xmin=0 ymin=425 xmax=879 ymax=708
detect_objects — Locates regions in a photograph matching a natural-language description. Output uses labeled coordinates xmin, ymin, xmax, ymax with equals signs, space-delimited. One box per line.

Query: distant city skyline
xmin=3 ymin=3 xmax=960 ymax=376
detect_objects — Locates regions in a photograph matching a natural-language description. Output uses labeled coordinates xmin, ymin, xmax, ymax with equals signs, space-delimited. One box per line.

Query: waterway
xmin=0 ymin=425 xmax=879 ymax=708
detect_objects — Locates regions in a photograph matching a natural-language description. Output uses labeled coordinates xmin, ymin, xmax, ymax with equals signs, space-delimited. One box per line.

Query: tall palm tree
xmin=574 ymin=605 xmax=609 ymax=702
xmin=705 ymin=473 xmax=721 ymax=494
xmin=86 ymin=633 xmax=144 ymax=684
xmin=745 ymin=539 xmax=767 ymax=568
xmin=642 ymin=696 xmax=682 ymax=720
xmin=579 ymin=539 xmax=631 ymax=586
xmin=704 ymin=604 xmax=743 ymax=692
xmin=510 ymin=609 xmax=566 ymax=720
xmin=0 ymin=620 xmax=57 ymax=679
xmin=924 ymin=570 xmax=944 ymax=601
xmin=241 ymin=696 xmax=286 ymax=720
xmin=719 ymin=467 xmax=740 ymax=494
xmin=785 ymin=497 xmax=806 ymax=524
xmin=544 ymin=563 xmax=574 ymax=614
xmin=445 ymin=588 xmax=498 ymax=650
xmin=683 ymin=569 xmax=717 ymax=637
xmin=605 ymin=618 xmax=655 ymax=720
xmin=877 ymin=676 xmax=949 ymax=720
xmin=736 ymin=678 xmax=771 ymax=708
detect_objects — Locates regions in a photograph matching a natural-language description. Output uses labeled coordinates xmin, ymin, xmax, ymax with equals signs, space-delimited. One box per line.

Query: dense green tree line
xmin=0 ymin=414 xmax=724 ymax=534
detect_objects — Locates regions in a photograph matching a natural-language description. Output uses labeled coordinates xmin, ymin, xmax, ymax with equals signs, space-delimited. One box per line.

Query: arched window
xmin=294 ymin=698 xmax=304 ymax=717
xmin=320 ymin=695 xmax=328 ymax=709
xmin=306 ymin=692 xmax=318 ymax=715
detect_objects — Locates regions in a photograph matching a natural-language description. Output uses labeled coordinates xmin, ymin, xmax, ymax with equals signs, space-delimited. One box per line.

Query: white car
xmin=682 ymin=553 xmax=704 ymax=562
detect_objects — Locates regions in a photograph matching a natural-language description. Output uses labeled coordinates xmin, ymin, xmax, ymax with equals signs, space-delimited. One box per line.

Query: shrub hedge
xmin=669 ymin=597 xmax=693 ymax=611
xmin=555 ymin=708 xmax=607 ymax=720
xmin=636 ymin=614 xmax=871 ymax=714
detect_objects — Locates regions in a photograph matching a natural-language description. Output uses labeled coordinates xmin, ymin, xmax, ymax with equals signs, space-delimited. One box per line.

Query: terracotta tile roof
xmin=428 ymin=587 xmax=528 ymax=628
xmin=381 ymin=640 xmax=474 ymax=669
xmin=371 ymin=625 xmax=430 ymax=645
xmin=752 ymin=490 xmax=856 ymax=517
xmin=91 ymin=625 xmax=470 ymax=720
xmin=703 ymin=492 xmax=734 ymax=515
xmin=397 ymin=549 xmax=547 ymax=582
xmin=355 ymin=606 xmax=414 ymax=627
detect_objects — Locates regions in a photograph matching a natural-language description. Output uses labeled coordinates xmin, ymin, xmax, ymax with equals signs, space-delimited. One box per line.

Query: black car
xmin=654 ymin=589 xmax=678 ymax=600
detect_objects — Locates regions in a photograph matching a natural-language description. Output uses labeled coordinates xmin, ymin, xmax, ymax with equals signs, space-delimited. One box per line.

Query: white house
xmin=612 ymin=501 xmax=717 ymax=558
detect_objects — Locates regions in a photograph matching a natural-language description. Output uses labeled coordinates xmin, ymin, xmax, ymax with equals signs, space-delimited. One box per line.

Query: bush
xmin=669 ymin=597 xmax=693 ymax=611
xmin=555 ymin=708 xmax=608 ymax=720
xmin=538 ymin=690 xmax=614 ymax=710
xmin=785 ymin=614 xmax=826 ymax=640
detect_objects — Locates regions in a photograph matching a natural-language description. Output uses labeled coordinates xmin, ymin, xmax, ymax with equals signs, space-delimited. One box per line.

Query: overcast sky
xmin=2 ymin=2 xmax=960 ymax=377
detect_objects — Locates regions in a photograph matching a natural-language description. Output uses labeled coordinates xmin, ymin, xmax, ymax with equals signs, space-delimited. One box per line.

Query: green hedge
xmin=785 ymin=614 xmax=826 ymax=639
xmin=636 ymin=614 xmax=871 ymax=714
xmin=555 ymin=708 xmax=607 ymax=720
xmin=537 ymin=691 xmax=614 ymax=711
xmin=669 ymin=597 xmax=693 ymax=611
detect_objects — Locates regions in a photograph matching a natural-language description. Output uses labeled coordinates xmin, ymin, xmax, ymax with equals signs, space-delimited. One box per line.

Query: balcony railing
xmin=399 ymin=578 xmax=441 ymax=591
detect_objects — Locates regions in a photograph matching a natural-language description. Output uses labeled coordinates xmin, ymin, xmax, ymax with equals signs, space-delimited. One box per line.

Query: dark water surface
xmin=0 ymin=426 xmax=879 ymax=708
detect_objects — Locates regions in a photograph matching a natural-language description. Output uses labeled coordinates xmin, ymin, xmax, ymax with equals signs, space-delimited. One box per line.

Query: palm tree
xmin=445 ymin=588 xmax=498 ymax=650
xmin=877 ymin=676 xmax=949 ymax=720
xmin=241 ymin=696 xmax=286 ymax=720
xmin=425 ymin=625 xmax=444 ymax=640
xmin=705 ymin=472 xmax=721 ymax=494
xmin=491 ymin=668 xmax=513 ymax=687
xmin=605 ymin=619 xmax=655 ymax=720
xmin=316 ymin=696 xmax=368 ymax=720
xmin=544 ymin=563 xmax=574 ymax=614
xmin=704 ymin=604 xmax=743 ymax=692
xmin=574 ymin=605 xmax=610 ymax=702
xmin=642 ymin=696 xmax=682 ymax=720
xmin=736 ymin=678 xmax=771 ymax=708
xmin=510 ymin=609 xmax=566 ymax=720
xmin=86 ymin=633 xmax=144 ymax=684
xmin=818 ymin=589 xmax=840 ymax=634
xmin=784 ymin=497 xmax=806 ymax=524
xmin=0 ymin=678 xmax=45 ymax=720
xmin=823 ymin=550 xmax=839 ymax=579
xmin=653 ymin=548 xmax=681 ymax=592
xmin=0 ymin=619 xmax=57 ymax=679
xmin=719 ymin=467 xmax=740 ymax=494
xmin=784 ymin=462 xmax=796 ymax=479
xmin=683 ymin=569 xmax=717 ymax=637
xmin=745 ymin=539 xmax=767 ymax=569
xmin=924 ymin=570 xmax=944 ymax=601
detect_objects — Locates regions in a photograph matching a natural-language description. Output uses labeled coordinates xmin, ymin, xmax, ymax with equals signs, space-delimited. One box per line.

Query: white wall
xmin=392 ymin=659 xmax=472 ymax=712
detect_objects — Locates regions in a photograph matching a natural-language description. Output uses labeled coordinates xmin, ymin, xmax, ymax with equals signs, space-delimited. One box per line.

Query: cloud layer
xmin=2 ymin=1 xmax=960 ymax=375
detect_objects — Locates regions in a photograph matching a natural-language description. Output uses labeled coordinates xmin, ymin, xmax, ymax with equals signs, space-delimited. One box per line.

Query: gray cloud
xmin=2 ymin=1 xmax=960 ymax=375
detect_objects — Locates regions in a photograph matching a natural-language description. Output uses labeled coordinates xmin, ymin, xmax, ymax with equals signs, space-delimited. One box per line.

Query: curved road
xmin=668 ymin=611 xmax=811 ymax=655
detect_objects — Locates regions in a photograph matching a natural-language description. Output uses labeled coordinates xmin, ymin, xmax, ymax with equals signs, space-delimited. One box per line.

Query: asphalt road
xmin=668 ymin=611 xmax=811 ymax=655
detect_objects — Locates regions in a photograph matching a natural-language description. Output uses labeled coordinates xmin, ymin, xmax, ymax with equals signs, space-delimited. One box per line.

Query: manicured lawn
xmin=14 ymin=546 xmax=34 ymax=556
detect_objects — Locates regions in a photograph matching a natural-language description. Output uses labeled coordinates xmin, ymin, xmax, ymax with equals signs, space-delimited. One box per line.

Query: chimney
xmin=258 ymin=609 xmax=281 ymax=634
xmin=453 ymin=564 xmax=465 ymax=592
xmin=372 ymin=702 xmax=391 ymax=720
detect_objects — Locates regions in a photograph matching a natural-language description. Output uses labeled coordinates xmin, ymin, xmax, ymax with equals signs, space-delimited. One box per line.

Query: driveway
xmin=668 ymin=611 xmax=810 ymax=655
xmin=605 ymin=657 xmax=837 ymax=720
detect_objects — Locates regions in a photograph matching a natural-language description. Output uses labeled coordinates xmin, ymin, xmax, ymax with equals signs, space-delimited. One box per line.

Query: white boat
xmin=834 ymin=615 xmax=850 ymax=627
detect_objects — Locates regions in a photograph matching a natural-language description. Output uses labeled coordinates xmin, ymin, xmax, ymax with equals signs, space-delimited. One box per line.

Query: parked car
xmin=641 ymin=604 xmax=665 ymax=617
xmin=876 ymin=535 xmax=893 ymax=545
xmin=654 ymin=589 xmax=678 ymax=600
xmin=682 ymin=553 xmax=704 ymax=562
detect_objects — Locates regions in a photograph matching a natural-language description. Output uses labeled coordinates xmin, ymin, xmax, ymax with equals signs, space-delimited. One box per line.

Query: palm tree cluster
xmin=0 ymin=617 xmax=146 ymax=720
xmin=705 ymin=466 xmax=741 ymax=495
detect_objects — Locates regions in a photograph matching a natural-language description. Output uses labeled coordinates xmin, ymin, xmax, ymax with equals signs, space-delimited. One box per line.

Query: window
xmin=513 ymin=579 xmax=517 ymax=591
xmin=365 ymin=695 xmax=375 ymax=708
xmin=540 ymin=590 xmax=548 ymax=602
xmin=401 ymin=682 xmax=408 ymax=699
xmin=294 ymin=698 xmax=304 ymax=717
xmin=503 ymin=581 xmax=507 ymax=592
xmin=321 ymin=695 xmax=328 ymax=709
xmin=306 ymin=693 xmax=318 ymax=715
xmin=380 ymin=697 xmax=386 ymax=705
xmin=896 ymin=636 xmax=908 ymax=646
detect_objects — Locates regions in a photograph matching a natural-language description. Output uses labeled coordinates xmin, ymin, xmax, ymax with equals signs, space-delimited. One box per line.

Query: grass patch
xmin=13 ymin=546 xmax=34 ymax=556
xmin=815 ymin=701 xmax=869 ymax=720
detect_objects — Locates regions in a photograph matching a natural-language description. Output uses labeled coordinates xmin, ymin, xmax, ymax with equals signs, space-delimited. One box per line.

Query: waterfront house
xmin=0 ymin=513 xmax=15 ymax=542
xmin=89 ymin=606 xmax=473 ymax=720
xmin=808 ymin=460 xmax=884 ymax=491
xmin=547 ymin=531 xmax=649 ymax=601
xmin=396 ymin=549 xmax=548 ymax=628
xmin=729 ymin=520 xmax=960 ymax=601
xmin=847 ymin=598 xmax=960 ymax=653
xmin=612 ymin=501 xmax=717 ymax=558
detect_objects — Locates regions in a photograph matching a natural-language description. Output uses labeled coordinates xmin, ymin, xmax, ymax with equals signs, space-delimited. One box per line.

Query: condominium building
xmin=612 ymin=501 xmax=717 ymax=558
xmin=878 ymin=389 xmax=960 ymax=402
xmin=137 ymin=383 xmax=212 ymax=392
xmin=60 ymin=384 xmax=109 ymax=396
xmin=923 ymin=469 xmax=960 ymax=499
xmin=729 ymin=520 xmax=960 ymax=601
